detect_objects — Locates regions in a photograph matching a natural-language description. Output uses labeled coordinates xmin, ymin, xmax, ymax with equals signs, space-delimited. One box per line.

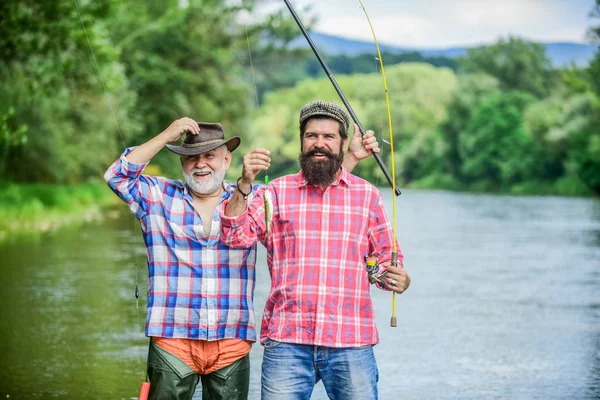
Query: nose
xmin=193 ymin=156 xmax=206 ymax=168
xmin=314 ymin=135 xmax=326 ymax=148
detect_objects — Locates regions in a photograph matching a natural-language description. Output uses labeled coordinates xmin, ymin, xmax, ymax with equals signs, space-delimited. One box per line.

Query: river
xmin=1 ymin=189 xmax=599 ymax=399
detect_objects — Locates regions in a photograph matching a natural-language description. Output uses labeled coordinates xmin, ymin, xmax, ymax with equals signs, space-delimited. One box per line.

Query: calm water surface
xmin=1 ymin=190 xmax=599 ymax=399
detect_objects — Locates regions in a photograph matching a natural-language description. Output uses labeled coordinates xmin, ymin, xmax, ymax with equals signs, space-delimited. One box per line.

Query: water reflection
xmin=0 ymin=191 xmax=599 ymax=399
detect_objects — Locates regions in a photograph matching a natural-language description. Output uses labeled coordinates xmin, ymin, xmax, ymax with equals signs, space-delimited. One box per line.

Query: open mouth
xmin=193 ymin=171 xmax=212 ymax=179
xmin=309 ymin=150 xmax=331 ymax=160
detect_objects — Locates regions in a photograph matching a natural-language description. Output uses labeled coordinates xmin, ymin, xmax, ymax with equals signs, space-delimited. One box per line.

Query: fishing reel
xmin=364 ymin=254 xmax=388 ymax=285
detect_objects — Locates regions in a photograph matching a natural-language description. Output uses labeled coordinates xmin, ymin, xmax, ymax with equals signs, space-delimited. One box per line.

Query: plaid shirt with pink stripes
xmin=105 ymin=148 xmax=258 ymax=341
xmin=221 ymin=167 xmax=402 ymax=347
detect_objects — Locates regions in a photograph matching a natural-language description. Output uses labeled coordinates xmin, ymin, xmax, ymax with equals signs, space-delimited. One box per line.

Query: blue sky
xmin=284 ymin=0 xmax=597 ymax=48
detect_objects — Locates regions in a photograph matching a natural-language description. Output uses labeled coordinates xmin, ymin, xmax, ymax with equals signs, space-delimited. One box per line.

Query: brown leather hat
xmin=166 ymin=122 xmax=240 ymax=156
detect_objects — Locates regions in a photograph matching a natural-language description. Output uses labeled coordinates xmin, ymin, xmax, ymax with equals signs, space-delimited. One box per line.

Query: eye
xmin=184 ymin=155 xmax=199 ymax=162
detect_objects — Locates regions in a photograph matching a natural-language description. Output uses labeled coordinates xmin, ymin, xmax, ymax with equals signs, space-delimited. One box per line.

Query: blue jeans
xmin=261 ymin=340 xmax=379 ymax=400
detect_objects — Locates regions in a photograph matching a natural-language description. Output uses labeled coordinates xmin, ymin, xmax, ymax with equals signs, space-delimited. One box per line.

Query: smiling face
xmin=181 ymin=145 xmax=231 ymax=195
xmin=299 ymin=117 xmax=348 ymax=187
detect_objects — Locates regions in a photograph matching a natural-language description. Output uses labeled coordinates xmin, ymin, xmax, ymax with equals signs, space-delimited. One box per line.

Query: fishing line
xmin=73 ymin=0 xmax=146 ymax=384
xmin=358 ymin=0 xmax=399 ymax=327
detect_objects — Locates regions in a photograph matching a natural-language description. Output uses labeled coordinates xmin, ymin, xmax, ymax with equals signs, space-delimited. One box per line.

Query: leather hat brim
xmin=166 ymin=137 xmax=241 ymax=156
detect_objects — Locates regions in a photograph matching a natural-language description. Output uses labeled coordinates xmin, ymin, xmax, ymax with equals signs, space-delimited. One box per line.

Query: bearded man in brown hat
xmin=104 ymin=116 xmax=380 ymax=400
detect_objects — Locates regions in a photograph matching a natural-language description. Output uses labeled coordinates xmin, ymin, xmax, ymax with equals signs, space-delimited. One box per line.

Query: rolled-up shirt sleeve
xmin=104 ymin=147 xmax=154 ymax=219
xmin=367 ymin=191 xmax=404 ymax=291
xmin=220 ymin=185 xmax=266 ymax=249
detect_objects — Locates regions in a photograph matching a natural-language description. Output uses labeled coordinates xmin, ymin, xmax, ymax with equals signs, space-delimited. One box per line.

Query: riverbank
xmin=1 ymin=178 xmax=594 ymax=242
xmin=0 ymin=181 xmax=120 ymax=241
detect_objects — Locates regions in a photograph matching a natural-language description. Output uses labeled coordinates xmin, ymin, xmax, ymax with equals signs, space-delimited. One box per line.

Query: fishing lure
xmin=263 ymin=174 xmax=273 ymax=237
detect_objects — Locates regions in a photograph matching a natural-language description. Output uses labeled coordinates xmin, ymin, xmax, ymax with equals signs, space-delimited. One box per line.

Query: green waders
xmin=146 ymin=340 xmax=250 ymax=400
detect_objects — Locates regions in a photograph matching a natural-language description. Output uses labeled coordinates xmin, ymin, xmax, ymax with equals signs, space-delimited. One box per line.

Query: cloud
xmin=290 ymin=0 xmax=595 ymax=47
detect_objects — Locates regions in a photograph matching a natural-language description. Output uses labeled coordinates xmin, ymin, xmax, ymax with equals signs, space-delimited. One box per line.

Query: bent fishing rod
xmin=283 ymin=0 xmax=401 ymax=196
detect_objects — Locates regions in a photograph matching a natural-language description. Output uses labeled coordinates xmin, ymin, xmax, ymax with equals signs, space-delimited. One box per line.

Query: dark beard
xmin=299 ymin=148 xmax=344 ymax=187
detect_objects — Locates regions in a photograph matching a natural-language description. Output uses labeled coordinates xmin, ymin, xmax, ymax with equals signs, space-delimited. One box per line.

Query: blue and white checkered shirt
xmin=105 ymin=147 xmax=259 ymax=341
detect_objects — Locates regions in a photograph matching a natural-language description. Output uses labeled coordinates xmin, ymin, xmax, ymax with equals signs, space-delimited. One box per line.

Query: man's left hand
xmin=381 ymin=262 xmax=410 ymax=294
xmin=347 ymin=123 xmax=380 ymax=162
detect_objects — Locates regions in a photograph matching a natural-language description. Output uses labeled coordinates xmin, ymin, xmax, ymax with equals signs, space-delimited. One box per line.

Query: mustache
xmin=190 ymin=168 xmax=213 ymax=175
xmin=304 ymin=148 xmax=335 ymax=159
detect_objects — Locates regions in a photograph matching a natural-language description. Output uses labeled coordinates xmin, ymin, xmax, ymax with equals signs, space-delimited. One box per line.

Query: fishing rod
xmin=283 ymin=0 xmax=401 ymax=196
xmin=283 ymin=0 xmax=403 ymax=327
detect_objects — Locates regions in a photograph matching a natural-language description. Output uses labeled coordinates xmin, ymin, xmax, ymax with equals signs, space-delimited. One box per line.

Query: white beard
xmin=183 ymin=162 xmax=226 ymax=195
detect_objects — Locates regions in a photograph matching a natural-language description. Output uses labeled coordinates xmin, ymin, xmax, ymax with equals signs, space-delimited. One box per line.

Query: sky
xmin=281 ymin=0 xmax=597 ymax=49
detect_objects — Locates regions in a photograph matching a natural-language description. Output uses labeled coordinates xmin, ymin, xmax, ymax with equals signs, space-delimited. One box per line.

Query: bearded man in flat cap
xmin=221 ymin=101 xmax=411 ymax=400
xmin=104 ymin=116 xmax=380 ymax=400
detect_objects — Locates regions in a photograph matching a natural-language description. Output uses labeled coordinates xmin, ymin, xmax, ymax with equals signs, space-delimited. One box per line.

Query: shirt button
xmin=323 ymin=212 xmax=328 ymax=217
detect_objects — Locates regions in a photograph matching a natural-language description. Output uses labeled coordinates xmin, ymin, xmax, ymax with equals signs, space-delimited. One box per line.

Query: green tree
xmin=588 ymin=0 xmax=600 ymax=95
xmin=0 ymin=0 xmax=139 ymax=183
xmin=559 ymin=93 xmax=600 ymax=194
xmin=0 ymin=0 xmax=296 ymax=182
xmin=107 ymin=0 xmax=298 ymax=177
xmin=460 ymin=37 xmax=553 ymax=98
xmin=459 ymin=91 xmax=536 ymax=190
xmin=0 ymin=107 xmax=28 ymax=180
xmin=250 ymin=63 xmax=458 ymax=187
xmin=438 ymin=74 xmax=500 ymax=184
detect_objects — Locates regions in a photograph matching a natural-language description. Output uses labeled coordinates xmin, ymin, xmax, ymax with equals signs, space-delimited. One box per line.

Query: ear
xmin=343 ymin=137 xmax=349 ymax=149
xmin=223 ymin=150 xmax=232 ymax=169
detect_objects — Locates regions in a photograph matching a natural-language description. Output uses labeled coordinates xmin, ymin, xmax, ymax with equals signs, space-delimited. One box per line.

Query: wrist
xmin=236 ymin=177 xmax=253 ymax=200
xmin=156 ymin=132 xmax=174 ymax=146
xmin=346 ymin=151 xmax=359 ymax=162
xmin=343 ymin=152 xmax=359 ymax=170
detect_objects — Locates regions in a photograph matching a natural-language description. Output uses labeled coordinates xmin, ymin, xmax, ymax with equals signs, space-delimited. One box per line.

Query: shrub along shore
xmin=1 ymin=177 xmax=594 ymax=242
xmin=0 ymin=181 xmax=120 ymax=240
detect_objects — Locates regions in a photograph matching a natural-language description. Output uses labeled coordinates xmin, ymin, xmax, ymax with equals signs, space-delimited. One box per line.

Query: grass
xmin=0 ymin=181 xmax=119 ymax=239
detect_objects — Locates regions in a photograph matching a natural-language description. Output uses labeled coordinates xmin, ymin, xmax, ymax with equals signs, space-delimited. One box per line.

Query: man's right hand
xmin=224 ymin=148 xmax=271 ymax=217
xmin=125 ymin=117 xmax=200 ymax=165
xmin=240 ymin=148 xmax=271 ymax=185
xmin=159 ymin=117 xmax=200 ymax=143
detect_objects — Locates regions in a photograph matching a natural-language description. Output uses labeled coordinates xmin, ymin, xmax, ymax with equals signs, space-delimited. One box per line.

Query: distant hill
xmin=291 ymin=32 xmax=598 ymax=68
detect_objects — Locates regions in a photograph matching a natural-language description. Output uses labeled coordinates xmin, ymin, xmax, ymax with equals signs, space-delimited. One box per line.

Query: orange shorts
xmin=152 ymin=337 xmax=252 ymax=375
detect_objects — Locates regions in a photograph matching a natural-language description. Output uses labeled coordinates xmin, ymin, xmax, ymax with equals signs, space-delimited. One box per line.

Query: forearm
xmin=225 ymin=179 xmax=253 ymax=217
xmin=220 ymin=194 xmax=263 ymax=248
xmin=104 ymin=148 xmax=154 ymax=219
xmin=126 ymin=133 xmax=169 ymax=164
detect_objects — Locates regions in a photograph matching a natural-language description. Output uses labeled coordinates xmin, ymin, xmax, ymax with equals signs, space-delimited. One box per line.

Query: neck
xmin=190 ymin=185 xmax=223 ymax=201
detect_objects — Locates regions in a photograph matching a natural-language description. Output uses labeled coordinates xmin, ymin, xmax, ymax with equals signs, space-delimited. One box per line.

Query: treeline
xmin=252 ymin=51 xmax=458 ymax=99
xmin=0 ymin=0 xmax=297 ymax=182
xmin=1 ymin=0 xmax=599 ymax=197
xmin=250 ymin=37 xmax=600 ymax=196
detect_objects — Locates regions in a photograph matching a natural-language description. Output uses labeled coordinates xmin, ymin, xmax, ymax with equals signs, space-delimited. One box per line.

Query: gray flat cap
xmin=299 ymin=100 xmax=351 ymax=133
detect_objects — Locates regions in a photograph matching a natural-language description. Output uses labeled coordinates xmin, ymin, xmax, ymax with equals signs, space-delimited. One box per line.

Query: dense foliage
xmin=0 ymin=0 xmax=294 ymax=181
xmin=1 ymin=0 xmax=599 ymax=196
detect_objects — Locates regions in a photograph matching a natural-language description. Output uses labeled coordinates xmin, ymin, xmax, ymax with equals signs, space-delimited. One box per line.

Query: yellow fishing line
xmin=358 ymin=0 xmax=399 ymax=324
